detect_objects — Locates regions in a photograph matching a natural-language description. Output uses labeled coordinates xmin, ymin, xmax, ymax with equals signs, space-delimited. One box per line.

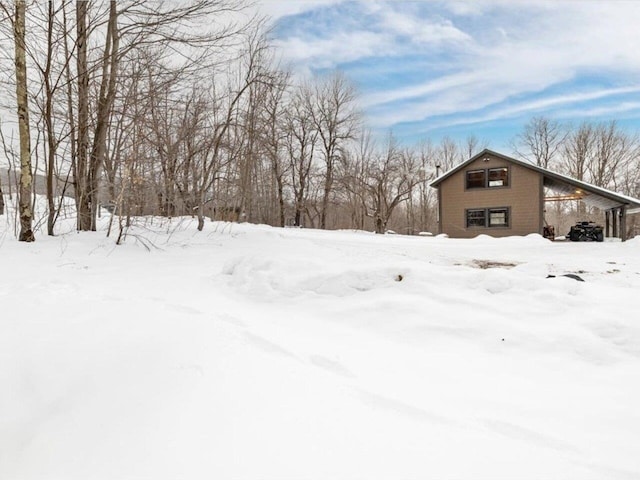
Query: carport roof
xmin=430 ymin=149 xmax=640 ymax=213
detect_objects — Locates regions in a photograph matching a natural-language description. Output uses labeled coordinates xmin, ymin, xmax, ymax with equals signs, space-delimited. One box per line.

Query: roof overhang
xmin=542 ymin=170 xmax=640 ymax=212
xmin=430 ymin=149 xmax=640 ymax=213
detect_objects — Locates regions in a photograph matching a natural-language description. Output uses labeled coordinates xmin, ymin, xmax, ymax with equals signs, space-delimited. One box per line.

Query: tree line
xmin=1 ymin=1 xmax=639 ymax=242
xmin=511 ymin=116 xmax=640 ymax=196
xmin=512 ymin=116 xmax=640 ymax=235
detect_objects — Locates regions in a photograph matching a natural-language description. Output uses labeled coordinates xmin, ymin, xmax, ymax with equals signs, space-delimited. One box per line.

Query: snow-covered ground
xmin=2 ymin=207 xmax=640 ymax=479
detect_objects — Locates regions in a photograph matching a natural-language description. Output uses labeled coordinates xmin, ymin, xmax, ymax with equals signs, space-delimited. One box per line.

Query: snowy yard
xmin=1 ymin=215 xmax=640 ymax=479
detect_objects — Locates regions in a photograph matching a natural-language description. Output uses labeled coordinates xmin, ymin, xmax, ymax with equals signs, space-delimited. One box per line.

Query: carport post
xmin=620 ymin=205 xmax=627 ymax=242
xmin=612 ymin=208 xmax=618 ymax=238
xmin=605 ymin=210 xmax=610 ymax=238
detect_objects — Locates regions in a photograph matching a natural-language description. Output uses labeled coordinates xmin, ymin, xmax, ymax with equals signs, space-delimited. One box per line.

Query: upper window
xmin=466 ymin=170 xmax=486 ymax=189
xmin=488 ymin=167 xmax=508 ymax=187
xmin=465 ymin=167 xmax=509 ymax=189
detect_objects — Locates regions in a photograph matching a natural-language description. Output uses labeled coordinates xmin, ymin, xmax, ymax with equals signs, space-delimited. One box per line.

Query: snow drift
xmin=1 ymin=211 xmax=639 ymax=479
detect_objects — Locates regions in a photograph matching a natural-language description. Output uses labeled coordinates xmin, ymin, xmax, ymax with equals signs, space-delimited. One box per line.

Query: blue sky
xmin=261 ymin=0 xmax=640 ymax=151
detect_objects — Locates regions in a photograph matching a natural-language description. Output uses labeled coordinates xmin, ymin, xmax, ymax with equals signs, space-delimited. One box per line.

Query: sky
xmin=259 ymin=0 xmax=640 ymax=151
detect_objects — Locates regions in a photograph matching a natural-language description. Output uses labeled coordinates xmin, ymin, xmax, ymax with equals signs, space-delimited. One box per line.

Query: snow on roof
xmin=430 ymin=149 xmax=640 ymax=211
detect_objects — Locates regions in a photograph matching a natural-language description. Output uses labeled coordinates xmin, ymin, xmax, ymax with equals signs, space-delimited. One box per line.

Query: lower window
xmin=466 ymin=209 xmax=486 ymax=227
xmin=488 ymin=208 xmax=509 ymax=227
xmin=466 ymin=207 xmax=510 ymax=228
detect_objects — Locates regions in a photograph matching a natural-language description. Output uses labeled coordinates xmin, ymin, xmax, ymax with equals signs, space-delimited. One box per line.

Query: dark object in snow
xmin=546 ymin=274 xmax=585 ymax=282
xmin=568 ymin=221 xmax=604 ymax=242
xmin=395 ymin=274 xmax=403 ymax=282
xmin=562 ymin=273 xmax=585 ymax=282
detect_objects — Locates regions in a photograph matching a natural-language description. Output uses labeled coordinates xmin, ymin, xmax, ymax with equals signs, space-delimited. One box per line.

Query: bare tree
xmin=338 ymin=130 xmax=372 ymax=230
xmin=618 ymin=150 xmax=640 ymax=198
xmin=308 ymin=72 xmax=360 ymax=229
xmin=2 ymin=0 xmax=35 ymax=241
xmin=233 ymin=44 xmax=285 ymax=225
xmin=85 ymin=0 xmax=119 ymax=230
xmin=461 ymin=134 xmax=489 ymax=160
xmin=191 ymin=29 xmax=271 ymax=231
xmin=285 ymin=84 xmax=318 ymax=227
xmin=512 ymin=116 xmax=567 ymax=168
xmin=588 ymin=120 xmax=639 ymax=189
xmin=70 ymin=0 xmax=259 ymax=231
xmin=27 ymin=1 xmax=75 ymax=235
xmin=561 ymin=122 xmax=595 ymax=217
xmin=256 ymin=70 xmax=291 ymax=227
xmin=416 ymin=141 xmax=439 ymax=233
xmin=74 ymin=0 xmax=91 ymax=230
xmin=436 ymin=136 xmax=463 ymax=173
xmin=562 ymin=122 xmax=594 ymax=182
xmin=42 ymin=1 xmax=61 ymax=235
xmin=0 ymin=172 xmax=4 ymax=215
xmin=343 ymin=134 xmax=424 ymax=234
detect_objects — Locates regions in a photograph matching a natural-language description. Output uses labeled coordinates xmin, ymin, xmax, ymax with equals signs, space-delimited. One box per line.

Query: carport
xmin=541 ymin=169 xmax=640 ymax=241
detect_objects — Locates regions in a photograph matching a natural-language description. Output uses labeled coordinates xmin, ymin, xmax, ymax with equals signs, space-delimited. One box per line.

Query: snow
xmin=2 ymin=205 xmax=640 ymax=479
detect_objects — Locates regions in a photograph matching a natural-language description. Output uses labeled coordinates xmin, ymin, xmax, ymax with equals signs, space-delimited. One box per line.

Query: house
xmin=429 ymin=149 xmax=640 ymax=241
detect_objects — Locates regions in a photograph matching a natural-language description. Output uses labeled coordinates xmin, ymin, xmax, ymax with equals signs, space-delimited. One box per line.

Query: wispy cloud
xmin=362 ymin=2 xmax=472 ymax=45
xmin=273 ymin=2 xmax=472 ymax=70
xmin=413 ymin=87 xmax=640 ymax=132
xmin=555 ymin=102 xmax=640 ymax=120
xmin=274 ymin=31 xmax=397 ymax=68
xmin=257 ymin=0 xmax=345 ymax=22
xmin=270 ymin=0 xmax=640 ymax=144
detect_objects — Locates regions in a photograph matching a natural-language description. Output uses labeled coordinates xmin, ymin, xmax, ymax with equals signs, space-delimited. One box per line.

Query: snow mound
xmin=624 ymin=235 xmax=640 ymax=245
xmin=223 ymin=256 xmax=407 ymax=297
xmin=3 ymin=212 xmax=640 ymax=479
xmin=469 ymin=233 xmax=550 ymax=246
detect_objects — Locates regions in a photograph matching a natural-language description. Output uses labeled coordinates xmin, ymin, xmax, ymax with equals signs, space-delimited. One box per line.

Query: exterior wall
xmin=439 ymin=154 xmax=543 ymax=238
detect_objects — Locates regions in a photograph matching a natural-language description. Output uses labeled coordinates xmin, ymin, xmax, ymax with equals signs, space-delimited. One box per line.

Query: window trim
xmin=465 ymin=206 xmax=511 ymax=229
xmin=464 ymin=166 xmax=510 ymax=189
xmin=487 ymin=207 xmax=509 ymax=227
xmin=465 ymin=169 xmax=486 ymax=189
xmin=465 ymin=208 xmax=486 ymax=228
xmin=487 ymin=167 xmax=509 ymax=188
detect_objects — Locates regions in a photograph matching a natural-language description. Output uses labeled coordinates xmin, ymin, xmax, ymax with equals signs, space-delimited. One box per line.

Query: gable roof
xmin=430 ymin=149 xmax=640 ymax=213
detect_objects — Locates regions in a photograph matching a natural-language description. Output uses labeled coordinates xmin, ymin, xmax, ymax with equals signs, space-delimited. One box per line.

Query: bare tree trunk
xmin=75 ymin=0 xmax=91 ymax=230
xmin=44 ymin=0 xmax=56 ymax=235
xmin=14 ymin=0 xmax=35 ymax=242
xmin=89 ymin=0 xmax=119 ymax=231
xmin=62 ymin=1 xmax=78 ymax=217
xmin=320 ymin=161 xmax=333 ymax=229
